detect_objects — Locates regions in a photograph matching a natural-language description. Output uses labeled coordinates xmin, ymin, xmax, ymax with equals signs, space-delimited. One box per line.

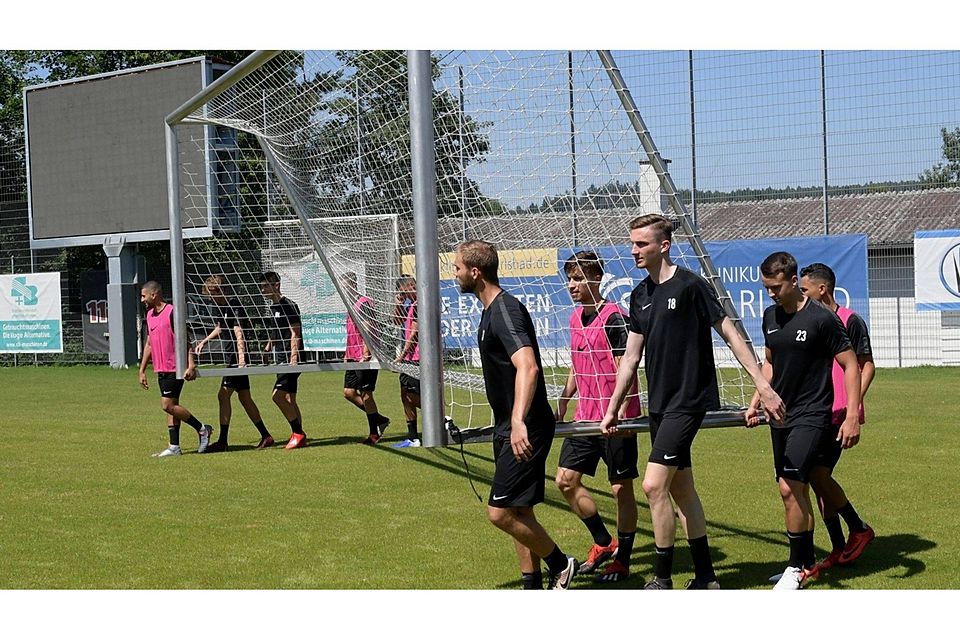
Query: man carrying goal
xmin=137 ymin=281 xmax=213 ymax=458
xmin=260 ymin=271 xmax=307 ymax=450
xmin=454 ymin=239 xmax=577 ymax=590
xmin=554 ymin=250 xmax=641 ymax=583
xmin=601 ymin=214 xmax=785 ymax=590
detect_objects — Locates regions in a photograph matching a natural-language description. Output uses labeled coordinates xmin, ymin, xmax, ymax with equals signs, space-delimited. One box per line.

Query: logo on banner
xmin=940 ymin=243 xmax=960 ymax=299
xmin=299 ymin=263 xmax=336 ymax=298
xmin=11 ymin=277 xmax=39 ymax=306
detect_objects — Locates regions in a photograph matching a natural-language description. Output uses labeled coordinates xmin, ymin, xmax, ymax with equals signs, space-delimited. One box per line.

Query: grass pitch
xmin=0 ymin=365 xmax=955 ymax=589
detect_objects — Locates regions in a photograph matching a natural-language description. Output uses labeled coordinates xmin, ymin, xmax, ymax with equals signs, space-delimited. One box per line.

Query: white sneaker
xmin=197 ymin=424 xmax=213 ymax=453
xmin=772 ymin=566 xmax=804 ymax=590
xmin=152 ymin=445 xmax=182 ymax=458
xmin=392 ymin=438 xmax=421 ymax=448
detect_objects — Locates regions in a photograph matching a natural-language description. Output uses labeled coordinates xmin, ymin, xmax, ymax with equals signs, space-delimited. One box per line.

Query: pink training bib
xmin=831 ymin=306 xmax=866 ymax=425
xmin=345 ymin=296 xmax=372 ymax=362
xmin=146 ymin=303 xmax=176 ymax=373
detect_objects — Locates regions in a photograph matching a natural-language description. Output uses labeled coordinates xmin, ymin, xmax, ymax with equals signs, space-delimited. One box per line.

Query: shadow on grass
xmin=805 ymin=533 xmax=934 ymax=589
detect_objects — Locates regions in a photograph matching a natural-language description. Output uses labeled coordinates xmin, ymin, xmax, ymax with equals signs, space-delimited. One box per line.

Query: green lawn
xmin=0 ymin=365 xmax=955 ymax=589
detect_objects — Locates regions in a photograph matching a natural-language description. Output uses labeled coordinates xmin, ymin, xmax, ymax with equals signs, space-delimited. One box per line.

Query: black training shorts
xmin=771 ymin=423 xmax=828 ymax=483
xmin=344 ymin=369 xmax=379 ymax=392
xmin=558 ymin=434 xmax=639 ymax=482
xmin=221 ymin=375 xmax=251 ymax=391
xmin=488 ymin=423 xmax=555 ymax=509
xmin=157 ymin=372 xmax=184 ymax=399
xmin=274 ymin=372 xmax=301 ymax=394
xmin=399 ymin=372 xmax=421 ymax=396
xmin=648 ymin=412 xmax=705 ymax=469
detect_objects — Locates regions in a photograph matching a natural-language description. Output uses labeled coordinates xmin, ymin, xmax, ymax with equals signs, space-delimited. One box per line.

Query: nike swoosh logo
xmin=663 ymin=454 xmax=677 ymax=460
xmin=492 ymin=494 xmax=509 ymax=501
xmin=616 ymin=468 xmax=629 ymax=475
xmin=642 ymin=303 xmax=652 ymax=310
xmin=767 ymin=328 xmax=779 ymax=334
xmin=783 ymin=467 xmax=799 ymax=472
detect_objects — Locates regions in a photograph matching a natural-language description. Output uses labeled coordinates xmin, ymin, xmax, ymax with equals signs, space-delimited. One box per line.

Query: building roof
xmin=695 ymin=188 xmax=960 ymax=245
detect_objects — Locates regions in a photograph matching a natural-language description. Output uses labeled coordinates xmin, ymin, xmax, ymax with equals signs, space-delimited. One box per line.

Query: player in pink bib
xmin=800 ymin=263 xmax=876 ymax=574
xmin=392 ymin=274 xmax=421 ymax=447
xmin=341 ymin=272 xmax=390 ymax=444
xmin=137 ymin=281 xmax=212 ymax=458
xmin=555 ymin=251 xmax=641 ymax=583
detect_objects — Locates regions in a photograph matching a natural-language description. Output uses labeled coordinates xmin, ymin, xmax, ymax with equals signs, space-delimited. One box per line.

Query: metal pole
xmin=165 ymin=123 xmax=188 ymax=377
xmin=597 ymin=50 xmax=753 ymax=348
xmin=821 ymin=50 xmax=830 ymax=235
xmin=357 ymin=74 xmax=363 ymax=215
xmin=459 ymin=65 xmax=467 ymax=241
xmin=689 ymin=50 xmax=698 ymax=230
xmin=569 ymin=51 xmax=578 ymax=245
xmin=408 ymin=50 xmax=445 ymax=448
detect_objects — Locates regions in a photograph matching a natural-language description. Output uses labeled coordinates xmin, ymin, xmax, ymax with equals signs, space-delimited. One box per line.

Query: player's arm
xmin=555 ymin=368 xmax=577 ymax=422
xmin=138 ymin=339 xmax=152 ymax=389
xmin=745 ymin=348 xmax=775 ymax=427
xmin=600 ymin=330 xmax=644 ymax=434
xmin=612 ymin=355 xmax=639 ymax=420
xmin=715 ymin=316 xmax=785 ymax=423
xmin=859 ymin=355 xmax=875 ymax=399
xmin=509 ymin=345 xmax=540 ymax=462
xmin=835 ymin=348 xmax=862 ymax=449
xmin=396 ymin=317 xmax=418 ymax=363
xmin=288 ymin=322 xmax=301 ymax=366
xmin=233 ymin=323 xmax=247 ymax=367
xmin=391 ymin=295 xmax=406 ymax=325
xmin=195 ymin=325 xmax=222 ymax=355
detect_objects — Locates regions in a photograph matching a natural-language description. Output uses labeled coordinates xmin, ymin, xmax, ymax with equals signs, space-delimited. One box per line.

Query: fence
xmin=2 ymin=50 xmax=959 ymax=366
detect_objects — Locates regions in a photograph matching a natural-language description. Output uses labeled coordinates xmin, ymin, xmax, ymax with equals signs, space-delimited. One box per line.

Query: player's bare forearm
xmin=605 ymin=334 xmax=643 ymax=420
xmin=837 ymin=349 xmax=861 ymax=423
xmin=138 ymin=342 xmax=152 ymax=376
xmin=235 ymin=326 xmax=246 ymax=366
xmin=860 ymin=357 xmax=876 ymax=399
xmin=289 ymin=325 xmax=301 ymax=366
xmin=509 ymin=347 xmax=539 ymax=427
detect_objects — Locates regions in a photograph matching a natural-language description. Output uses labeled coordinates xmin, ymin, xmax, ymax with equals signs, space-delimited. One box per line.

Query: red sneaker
xmin=838 ymin=525 xmax=875 ymax=564
xmin=360 ymin=434 xmax=381 ymax=445
xmin=285 ymin=432 xmax=307 ymax=450
xmin=594 ymin=559 xmax=629 ymax=583
xmin=255 ymin=436 xmax=275 ymax=449
xmin=814 ymin=549 xmax=844 ymax=573
xmin=579 ymin=539 xmax=618 ymax=574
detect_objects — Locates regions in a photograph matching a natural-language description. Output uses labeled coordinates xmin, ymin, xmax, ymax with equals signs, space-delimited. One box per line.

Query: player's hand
xmin=194 ymin=341 xmax=205 ymax=356
xmin=184 ymin=366 xmax=197 ymax=381
xmin=510 ymin=420 xmax=533 ymax=462
xmin=554 ymin=400 xmax=568 ymax=423
xmin=600 ymin=413 xmax=618 ymax=437
xmin=138 ymin=371 xmax=149 ymax=390
xmin=838 ymin=416 xmax=861 ymax=449
xmin=237 ymin=354 xmax=246 ymax=368
xmin=744 ymin=405 xmax=761 ymax=428
xmin=759 ymin=386 xmax=785 ymax=424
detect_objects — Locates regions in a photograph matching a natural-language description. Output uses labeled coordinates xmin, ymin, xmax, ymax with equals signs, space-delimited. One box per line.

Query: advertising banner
xmin=914 ymin=230 xmax=960 ymax=311
xmin=0 ymin=272 xmax=63 ymax=353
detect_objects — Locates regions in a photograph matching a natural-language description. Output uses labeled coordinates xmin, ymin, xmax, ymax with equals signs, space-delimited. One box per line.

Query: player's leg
xmin=203 ymin=382 xmax=234 ymax=453
xmin=358 ymin=371 xmax=389 ymax=443
xmin=158 ymin=374 xmax=211 ymax=453
xmin=555 ymin=437 xmax=615 ymax=573
xmin=487 ymin=429 xmax=576 ymax=589
xmin=513 ymin=539 xmax=542 ymax=590
xmin=641 ymin=413 xmax=681 ymax=589
xmin=771 ymin=425 xmax=821 ymax=589
xmin=669 ymin=468 xmax=720 ymax=589
xmin=273 ymin=374 xmax=306 ymax=449
xmin=596 ymin=433 xmax=640 ymax=583
xmin=395 ymin=375 xmax=421 ymax=447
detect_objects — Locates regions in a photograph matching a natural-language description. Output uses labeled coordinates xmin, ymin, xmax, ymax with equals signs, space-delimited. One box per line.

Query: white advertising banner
xmin=915 ymin=230 xmax=960 ymax=311
xmin=0 ymin=272 xmax=63 ymax=352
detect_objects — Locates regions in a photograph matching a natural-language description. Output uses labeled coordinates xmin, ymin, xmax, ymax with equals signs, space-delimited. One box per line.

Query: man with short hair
xmin=260 ymin=271 xmax=307 ymax=450
xmin=392 ymin=274 xmax=421 ymax=448
xmin=137 ymin=281 xmax=213 ymax=457
xmin=454 ymin=239 xmax=577 ymax=590
xmin=746 ymin=252 xmax=862 ymax=590
xmin=799 ymin=262 xmax=875 ymax=572
xmin=195 ymin=275 xmax=274 ymax=451
xmin=554 ymin=250 xmax=641 ymax=583
xmin=601 ymin=214 xmax=785 ymax=590
xmin=341 ymin=272 xmax=390 ymax=445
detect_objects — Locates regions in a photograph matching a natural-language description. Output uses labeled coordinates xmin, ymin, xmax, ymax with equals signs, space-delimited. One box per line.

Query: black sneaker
xmin=685 ymin=577 xmax=720 ymax=590
xmin=547 ymin=556 xmax=578 ymax=590
xmin=643 ymin=577 xmax=673 ymax=590
xmin=203 ymin=440 xmax=228 ymax=453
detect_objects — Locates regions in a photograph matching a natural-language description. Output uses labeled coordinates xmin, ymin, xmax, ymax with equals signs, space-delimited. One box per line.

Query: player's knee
xmin=611 ymin=481 xmax=632 ymax=502
xmin=343 ymin=388 xmax=353 ymax=401
xmin=641 ymin=477 xmax=667 ymax=501
xmin=160 ymin=399 xmax=177 ymax=414
xmin=555 ymin=469 xmax=578 ymax=494
xmin=217 ymin=387 xmax=232 ymax=402
xmin=487 ymin=506 xmax=510 ymax=529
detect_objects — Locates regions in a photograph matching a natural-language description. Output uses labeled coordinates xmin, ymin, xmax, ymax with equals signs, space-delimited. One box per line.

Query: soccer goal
xmin=165 ymin=50 xmax=757 ymax=448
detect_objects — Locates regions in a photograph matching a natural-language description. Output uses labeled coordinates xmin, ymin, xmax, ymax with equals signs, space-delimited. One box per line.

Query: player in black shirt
xmin=601 ymin=214 xmax=785 ymax=590
xmin=746 ymin=252 xmax=861 ymax=590
xmin=453 ymin=239 xmax=577 ymax=590
xmin=195 ymin=276 xmax=274 ymax=452
xmin=260 ymin=271 xmax=307 ymax=450
xmin=799 ymin=263 xmax=875 ymax=573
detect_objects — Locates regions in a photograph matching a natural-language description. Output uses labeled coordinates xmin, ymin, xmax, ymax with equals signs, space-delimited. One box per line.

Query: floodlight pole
xmin=408 ymin=50 xmax=446 ymax=448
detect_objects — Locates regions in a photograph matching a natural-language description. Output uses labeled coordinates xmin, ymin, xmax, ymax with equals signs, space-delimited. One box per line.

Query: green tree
xmin=920 ymin=126 xmax=960 ymax=187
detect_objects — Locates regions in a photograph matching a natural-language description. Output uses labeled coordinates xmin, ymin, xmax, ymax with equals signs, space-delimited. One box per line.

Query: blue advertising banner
xmin=439 ymin=235 xmax=869 ymax=350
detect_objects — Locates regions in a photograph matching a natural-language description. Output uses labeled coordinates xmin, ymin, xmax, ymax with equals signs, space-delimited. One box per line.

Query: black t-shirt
xmin=269 ymin=296 xmax=303 ymax=362
xmin=214 ymin=297 xmax=247 ymax=347
xmin=844 ymin=312 xmax=872 ymax=358
xmin=478 ymin=291 xmax=555 ymax=437
xmin=580 ymin=302 xmax=628 ymax=357
xmin=762 ymin=297 xmax=852 ymax=428
xmin=628 ymin=267 xmax=725 ymax=413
